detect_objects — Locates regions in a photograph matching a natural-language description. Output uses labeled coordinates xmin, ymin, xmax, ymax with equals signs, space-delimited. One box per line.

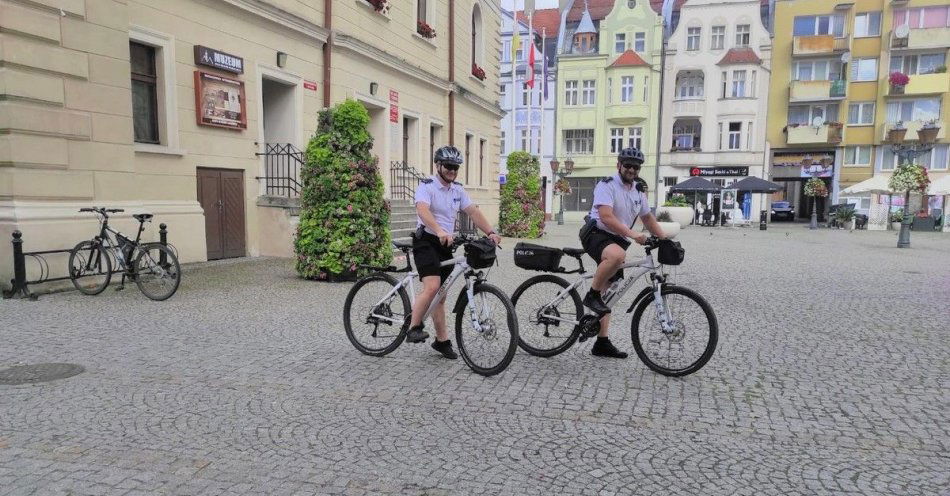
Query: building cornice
xmin=455 ymin=84 xmax=505 ymax=118
xmin=217 ymin=0 xmax=330 ymax=43
xmin=331 ymin=33 xmax=452 ymax=93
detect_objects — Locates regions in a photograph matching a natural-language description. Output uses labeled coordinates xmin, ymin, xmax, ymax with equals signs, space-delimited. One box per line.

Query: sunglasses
xmin=620 ymin=162 xmax=642 ymax=170
xmin=440 ymin=163 xmax=461 ymax=171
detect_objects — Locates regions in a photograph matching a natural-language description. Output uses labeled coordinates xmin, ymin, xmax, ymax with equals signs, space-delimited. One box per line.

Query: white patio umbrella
xmin=928 ymin=175 xmax=950 ymax=196
xmin=840 ymin=175 xmax=892 ymax=195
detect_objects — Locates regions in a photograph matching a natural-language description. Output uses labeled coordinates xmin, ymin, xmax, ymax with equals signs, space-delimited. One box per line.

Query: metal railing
xmin=256 ymin=143 xmax=304 ymax=198
xmin=389 ymin=161 xmax=428 ymax=202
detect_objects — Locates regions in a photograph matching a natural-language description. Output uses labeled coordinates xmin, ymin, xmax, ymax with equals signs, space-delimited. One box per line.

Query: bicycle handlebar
xmin=78 ymin=207 xmax=125 ymax=217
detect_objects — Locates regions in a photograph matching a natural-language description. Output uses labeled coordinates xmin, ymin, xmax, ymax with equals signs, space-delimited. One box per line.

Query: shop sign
xmin=303 ymin=80 xmax=318 ymax=91
xmin=194 ymin=71 xmax=247 ymax=130
xmin=194 ymin=46 xmax=244 ymax=74
xmin=690 ymin=166 xmax=748 ymax=177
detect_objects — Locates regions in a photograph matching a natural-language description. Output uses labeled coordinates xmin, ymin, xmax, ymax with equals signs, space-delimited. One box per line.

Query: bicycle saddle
xmin=562 ymin=247 xmax=585 ymax=257
xmin=392 ymin=239 xmax=413 ymax=251
xmin=133 ymin=213 xmax=154 ymax=222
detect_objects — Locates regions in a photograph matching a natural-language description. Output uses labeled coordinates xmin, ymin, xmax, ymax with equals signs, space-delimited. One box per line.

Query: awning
xmin=730 ymin=176 xmax=782 ymax=193
xmin=669 ymin=177 xmax=721 ymax=193
xmin=840 ymin=175 xmax=893 ymax=195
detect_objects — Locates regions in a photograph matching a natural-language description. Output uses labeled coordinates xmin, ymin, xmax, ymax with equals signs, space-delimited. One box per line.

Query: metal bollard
xmin=159 ymin=223 xmax=168 ymax=266
xmin=4 ymin=231 xmax=29 ymax=299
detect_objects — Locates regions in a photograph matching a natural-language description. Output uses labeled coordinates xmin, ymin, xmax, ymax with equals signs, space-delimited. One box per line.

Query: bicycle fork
xmin=465 ymin=280 xmax=485 ymax=334
xmin=651 ymin=281 xmax=675 ymax=334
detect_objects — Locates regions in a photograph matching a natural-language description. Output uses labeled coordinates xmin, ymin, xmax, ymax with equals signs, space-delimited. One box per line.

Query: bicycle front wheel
xmin=133 ymin=243 xmax=181 ymax=301
xmin=68 ymin=240 xmax=112 ymax=295
xmin=511 ymin=274 xmax=582 ymax=357
xmin=343 ymin=272 xmax=411 ymax=357
xmin=455 ymin=283 xmax=518 ymax=377
xmin=630 ymin=285 xmax=718 ymax=377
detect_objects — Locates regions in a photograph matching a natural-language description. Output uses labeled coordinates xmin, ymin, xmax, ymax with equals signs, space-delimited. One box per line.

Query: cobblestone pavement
xmin=1 ymin=223 xmax=949 ymax=495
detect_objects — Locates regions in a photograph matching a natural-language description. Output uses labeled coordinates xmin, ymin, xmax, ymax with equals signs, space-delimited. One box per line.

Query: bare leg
xmin=432 ymin=302 xmax=449 ymax=341
xmin=409 ymin=275 xmax=441 ymax=328
xmin=598 ymin=313 xmax=611 ymax=338
xmin=591 ymin=244 xmax=626 ymax=292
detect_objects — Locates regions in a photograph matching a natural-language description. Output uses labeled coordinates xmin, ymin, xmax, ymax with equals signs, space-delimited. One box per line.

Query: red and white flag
xmin=526 ymin=42 xmax=536 ymax=88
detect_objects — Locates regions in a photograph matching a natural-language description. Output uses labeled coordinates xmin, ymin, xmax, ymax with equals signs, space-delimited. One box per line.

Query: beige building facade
xmin=0 ymin=0 xmax=502 ymax=290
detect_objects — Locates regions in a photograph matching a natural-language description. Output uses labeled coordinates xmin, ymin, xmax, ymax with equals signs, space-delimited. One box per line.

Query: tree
xmin=499 ymin=151 xmax=545 ymax=238
xmin=295 ymin=100 xmax=392 ymax=281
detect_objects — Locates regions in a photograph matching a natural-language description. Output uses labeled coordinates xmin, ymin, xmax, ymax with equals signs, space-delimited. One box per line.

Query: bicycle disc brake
xmin=576 ymin=315 xmax=601 ymax=343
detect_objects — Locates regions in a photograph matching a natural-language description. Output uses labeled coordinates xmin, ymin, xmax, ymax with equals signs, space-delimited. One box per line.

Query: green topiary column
xmin=499 ymin=151 xmax=545 ymax=238
xmin=294 ymin=100 xmax=392 ymax=281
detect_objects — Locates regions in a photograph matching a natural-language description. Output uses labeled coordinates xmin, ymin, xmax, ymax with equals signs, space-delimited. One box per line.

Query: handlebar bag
xmin=464 ymin=238 xmax=497 ymax=269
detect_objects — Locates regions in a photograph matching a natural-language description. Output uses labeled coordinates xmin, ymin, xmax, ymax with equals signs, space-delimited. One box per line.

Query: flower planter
xmin=890 ymin=84 xmax=905 ymax=95
xmin=891 ymin=221 xmax=902 ymax=231
xmin=887 ymin=128 xmax=907 ymax=144
xmin=918 ymin=126 xmax=940 ymax=144
xmin=655 ymin=221 xmax=681 ymax=239
xmin=656 ymin=206 xmax=693 ymax=228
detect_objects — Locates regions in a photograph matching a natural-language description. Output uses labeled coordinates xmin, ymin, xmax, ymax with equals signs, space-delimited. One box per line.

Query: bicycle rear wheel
xmin=133 ymin=243 xmax=181 ymax=301
xmin=511 ymin=274 xmax=582 ymax=357
xmin=630 ymin=285 xmax=718 ymax=377
xmin=455 ymin=283 xmax=518 ymax=376
xmin=68 ymin=240 xmax=112 ymax=295
xmin=343 ymin=272 xmax=411 ymax=357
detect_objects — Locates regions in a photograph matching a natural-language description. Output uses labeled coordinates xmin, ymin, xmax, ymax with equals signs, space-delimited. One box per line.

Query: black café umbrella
xmin=730 ymin=176 xmax=782 ymax=222
xmin=669 ymin=177 xmax=721 ymax=226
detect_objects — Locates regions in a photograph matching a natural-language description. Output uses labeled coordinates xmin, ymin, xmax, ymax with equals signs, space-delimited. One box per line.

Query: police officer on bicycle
xmin=406 ymin=146 xmax=502 ymax=359
xmin=579 ymin=147 xmax=666 ymax=359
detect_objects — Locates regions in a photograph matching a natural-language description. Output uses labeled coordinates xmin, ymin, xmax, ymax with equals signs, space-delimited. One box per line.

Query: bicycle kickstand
xmin=115 ymin=272 xmax=126 ymax=291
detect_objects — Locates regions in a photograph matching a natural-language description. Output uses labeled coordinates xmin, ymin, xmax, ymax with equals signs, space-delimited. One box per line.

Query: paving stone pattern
xmin=1 ymin=223 xmax=948 ymax=495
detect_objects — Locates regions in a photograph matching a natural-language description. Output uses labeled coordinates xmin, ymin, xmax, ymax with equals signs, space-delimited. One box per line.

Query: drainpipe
xmin=654 ymin=22 xmax=667 ymax=208
xmin=323 ymin=0 xmax=332 ymax=108
xmin=448 ymin=0 xmax=455 ymax=145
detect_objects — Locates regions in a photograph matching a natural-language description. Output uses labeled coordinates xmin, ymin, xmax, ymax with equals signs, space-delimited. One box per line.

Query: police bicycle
xmin=69 ymin=207 xmax=181 ymax=301
xmin=511 ymin=237 xmax=717 ymax=377
xmin=343 ymin=234 xmax=519 ymax=377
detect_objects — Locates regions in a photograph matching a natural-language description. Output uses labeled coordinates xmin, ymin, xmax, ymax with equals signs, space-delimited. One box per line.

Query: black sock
xmin=589 ymin=289 xmax=601 ymax=298
xmin=596 ymin=336 xmax=608 ymax=341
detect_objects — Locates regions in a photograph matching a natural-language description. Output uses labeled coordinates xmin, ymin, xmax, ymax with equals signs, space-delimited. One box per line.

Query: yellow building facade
xmin=0 ymin=0 xmax=502 ymax=290
xmin=768 ymin=0 xmax=949 ymax=222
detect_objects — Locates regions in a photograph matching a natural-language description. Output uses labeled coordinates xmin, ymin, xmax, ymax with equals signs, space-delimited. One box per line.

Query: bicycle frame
xmin=366 ymin=256 xmax=488 ymax=333
xmin=539 ymin=251 xmax=676 ymax=333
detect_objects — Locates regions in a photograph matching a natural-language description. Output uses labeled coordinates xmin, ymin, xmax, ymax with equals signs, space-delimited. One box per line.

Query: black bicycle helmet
xmin=434 ymin=146 xmax=463 ymax=165
xmin=618 ymin=147 xmax=644 ymax=165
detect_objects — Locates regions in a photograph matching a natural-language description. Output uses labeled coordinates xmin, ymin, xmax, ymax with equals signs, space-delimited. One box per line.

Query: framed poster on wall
xmin=194 ymin=71 xmax=247 ymax=130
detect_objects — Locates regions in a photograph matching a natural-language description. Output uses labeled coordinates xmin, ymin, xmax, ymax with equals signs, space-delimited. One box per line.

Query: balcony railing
xmin=789 ymin=80 xmax=847 ymax=102
xmin=881 ymin=121 xmax=947 ymax=142
xmin=792 ymin=35 xmax=849 ymax=56
xmin=890 ymin=27 xmax=950 ymax=51
xmin=889 ymin=73 xmax=950 ymax=96
xmin=785 ymin=123 xmax=843 ymax=145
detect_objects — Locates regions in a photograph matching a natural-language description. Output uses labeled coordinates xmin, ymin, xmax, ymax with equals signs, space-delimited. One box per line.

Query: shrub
xmin=663 ymin=194 xmax=691 ymax=207
xmin=499 ymin=151 xmax=545 ymax=238
xmin=294 ymin=100 xmax=392 ymax=281
xmin=656 ymin=211 xmax=673 ymax=222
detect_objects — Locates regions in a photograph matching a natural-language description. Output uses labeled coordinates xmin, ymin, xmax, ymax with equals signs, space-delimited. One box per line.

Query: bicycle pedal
xmin=114 ymin=285 xmax=125 ymax=292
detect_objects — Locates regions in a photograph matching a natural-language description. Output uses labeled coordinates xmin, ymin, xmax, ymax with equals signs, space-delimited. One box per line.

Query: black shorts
xmin=580 ymin=226 xmax=631 ymax=281
xmin=412 ymin=232 xmax=454 ymax=283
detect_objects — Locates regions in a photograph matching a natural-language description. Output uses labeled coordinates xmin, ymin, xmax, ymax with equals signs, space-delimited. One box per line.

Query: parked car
xmin=770 ymin=201 xmax=795 ymax=221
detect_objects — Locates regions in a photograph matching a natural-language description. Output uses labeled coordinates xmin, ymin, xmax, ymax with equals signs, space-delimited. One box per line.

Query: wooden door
xmin=197 ymin=168 xmax=246 ymax=260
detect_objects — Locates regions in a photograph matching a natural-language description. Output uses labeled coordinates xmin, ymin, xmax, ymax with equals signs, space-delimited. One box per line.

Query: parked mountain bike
xmin=69 ymin=207 xmax=181 ymax=301
xmin=343 ymin=234 xmax=518 ymax=377
xmin=511 ymin=237 xmax=717 ymax=377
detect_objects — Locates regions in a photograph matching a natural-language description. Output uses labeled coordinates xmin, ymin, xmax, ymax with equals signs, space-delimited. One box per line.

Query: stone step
xmin=391 ymin=220 xmax=416 ymax=230
xmin=391 ymin=227 xmax=416 ymax=239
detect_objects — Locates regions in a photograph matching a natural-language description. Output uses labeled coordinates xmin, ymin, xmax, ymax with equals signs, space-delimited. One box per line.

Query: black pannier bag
xmin=513 ymin=242 xmax=563 ymax=272
xmin=465 ymin=238 xmax=497 ymax=269
xmin=657 ymin=239 xmax=685 ymax=266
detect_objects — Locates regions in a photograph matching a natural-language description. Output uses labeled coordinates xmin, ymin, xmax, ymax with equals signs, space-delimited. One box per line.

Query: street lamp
xmin=888 ymin=123 xmax=937 ymax=249
xmin=551 ymin=158 xmax=574 ymax=225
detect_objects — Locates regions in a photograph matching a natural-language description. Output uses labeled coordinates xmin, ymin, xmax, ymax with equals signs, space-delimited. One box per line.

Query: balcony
xmin=672 ymin=99 xmax=705 ymax=118
xmin=785 ymin=123 xmax=843 ymax=145
xmin=890 ymin=27 xmax=950 ymax=51
xmin=605 ymin=103 xmax=650 ymax=125
xmin=881 ymin=121 xmax=947 ymax=142
xmin=889 ymin=73 xmax=950 ymax=96
xmin=789 ymin=80 xmax=847 ymax=102
xmin=792 ymin=35 xmax=849 ymax=57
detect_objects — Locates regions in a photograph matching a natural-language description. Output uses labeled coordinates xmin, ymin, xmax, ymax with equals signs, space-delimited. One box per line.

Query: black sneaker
xmin=591 ymin=337 xmax=628 ymax=359
xmin=431 ymin=339 xmax=458 ymax=359
xmin=406 ymin=324 xmax=429 ymax=343
xmin=583 ymin=290 xmax=611 ymax=315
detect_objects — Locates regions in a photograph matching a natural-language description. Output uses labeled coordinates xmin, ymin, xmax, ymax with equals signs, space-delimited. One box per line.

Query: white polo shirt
xmin=588 ymin=174 xmax=651 ymax=236
xmin=415 ymin=175 xmax=473 ymax=235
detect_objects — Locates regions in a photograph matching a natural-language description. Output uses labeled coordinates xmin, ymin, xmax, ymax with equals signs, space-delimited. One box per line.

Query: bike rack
xmin=3 ymin=223 xmax=172 ymax=300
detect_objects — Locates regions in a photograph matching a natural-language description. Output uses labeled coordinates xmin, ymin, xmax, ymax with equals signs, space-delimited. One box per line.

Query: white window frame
xmin=634 ymin=32 xmax=646 ymax=52
xmin=844 ymin=145 xmax=872 ymax=166
xmin=607 ymin=77 xmax=613 ymax=104
xmin=847 ymin=102 xmax=875 ymax=126
xmin=628 ymin=127 xmax=643 ymax=150
xmin=735 ymin=24 xmax=750 ymax=47
xmin=520 ymin=128 xmax=529 ymax=151
xmin=565 ymin=80 xmax=578 ymax=106
xmin=502 ymin=41 xmax=511 ymax=62
xmin=609 ymin=127 xmax=624 ymax=154
xmin=564 ymin=129 xmax=594 ymax=155
xmin=727 ymin=122 xmax=742 ymax=150
xmin=850 ymin=58 xmax=878 ymax=82
xmin=687 ymin=27 xmax=701 ymax=51
xmin=615 ymin=33 xmax=626 ymax=53
xmin=582 ymin=79 xmax=596 ymax=106
xmin=731 ymin=70 xmax=746 ymax=98
xmin=854 ymin=12 xmax=881 ymax=37
xmin=621 ymin=76 xmax=634 ymax=103
xmin=642 ymin=76 xmax=649 ymax=103
xmin=886 ymin=98 xmax=942 ymax=123
xmin=711 ymin=26 xmax=725 ymax=50
xmin=129 ymin=26 xmax=183 ymax=155
xmin=676 ymin=73 xmax=704 ymax=99
xmin=500 ymin=130 xmax=505 ymax=154
xmin=794 ymin=59 xmax=844 ymax=81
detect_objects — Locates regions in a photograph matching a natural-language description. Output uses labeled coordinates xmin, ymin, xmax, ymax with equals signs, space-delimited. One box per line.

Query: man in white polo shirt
xmin=579 ymin=147 xmax=666 ymax=359
xmin=405 ymin=146 xmax=502 ymax=359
